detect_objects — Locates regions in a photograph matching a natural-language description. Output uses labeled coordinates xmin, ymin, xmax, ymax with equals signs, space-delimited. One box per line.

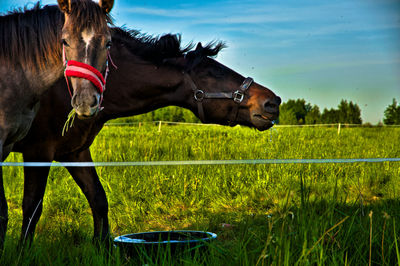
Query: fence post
xmin=337 ymin=123 xmax=341 ymax=135
xmin=158 ymin=121 xmax=162 ymax=132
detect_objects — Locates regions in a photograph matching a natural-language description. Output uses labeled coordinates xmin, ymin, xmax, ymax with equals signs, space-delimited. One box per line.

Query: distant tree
xmin=321 ymin=100 xmax=362 ymax=124
xmin=279 ymin=98 xmax=363 ymax=125
xmin=321 ymin=108 xmax=339 ymax=124
xmin=383 ymin=98 xmax=400 ymax=125
xmin=171 ymin=107 xmax=184 ymax=122
xmin=348 ymin=101 xmax=362 ymax=124
xmin=337 ymin=100 xmax=350 ymax=123
xmin=278 ymin=109 xmax=297 ymax=125
xmin=305 ymin=105 xmax=321 ymax=124
xmin=337 ymin=100 xmax=362 ymax=124
xmin=279 ymin=99 xmax=309 ymax=124
xmin=108 ymin=106 xmax=200 ymax=124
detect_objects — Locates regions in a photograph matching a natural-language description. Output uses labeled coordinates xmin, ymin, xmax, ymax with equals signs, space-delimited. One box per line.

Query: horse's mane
xmin=0 ymin=0 xmax=113 ymax=70
xmin=0 ymin=3 xmax=62 ymax=70
xmin=111 ymin=27 xmax=226 ymax=65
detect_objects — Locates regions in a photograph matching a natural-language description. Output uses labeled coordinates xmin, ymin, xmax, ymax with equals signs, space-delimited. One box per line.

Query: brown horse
xmin=13 ymin=28 xmax=281 ymax=244
xmin=0 ymin=0 xmax=113 ymax=247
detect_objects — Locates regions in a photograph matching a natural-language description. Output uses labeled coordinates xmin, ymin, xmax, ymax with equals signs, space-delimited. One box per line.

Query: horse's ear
xmin=162 ymin=42 xmax=206 ymax=71
xmin=195 ymin=42 xmax=203 ymax=51
xmin=99 ymin=0 xmax=114 ymax=13
xmin=57 ymin=0 xmax=71 ymax=14
xmin=184 ymin=43 xmax=205 ymax=70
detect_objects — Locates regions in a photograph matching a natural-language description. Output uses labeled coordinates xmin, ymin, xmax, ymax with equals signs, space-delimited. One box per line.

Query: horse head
xmin=167 ymin=42 xmax=281 ymax=131
xmin=58 ymin=0 xmax=114 ymax=118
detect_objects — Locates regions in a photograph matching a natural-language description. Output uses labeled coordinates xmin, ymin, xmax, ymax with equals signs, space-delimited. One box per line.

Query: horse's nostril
xmin=264 ymin=98 xmax=281 ymax=114
xmin=90 ymin=95 xmax=99 ymax=108
xmin=264 ymin=100 xmax=277 ymax=110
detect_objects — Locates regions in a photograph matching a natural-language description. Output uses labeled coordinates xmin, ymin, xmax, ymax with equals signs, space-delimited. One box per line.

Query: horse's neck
xmin=100 ymin=70 xmax=191 ymax=121
xmin=94 ymin=41 xmax=195 ymax=121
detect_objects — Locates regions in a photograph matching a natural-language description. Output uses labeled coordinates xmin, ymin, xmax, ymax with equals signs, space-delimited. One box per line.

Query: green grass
xmin=2 ymin=125 xmax=400 ymax=265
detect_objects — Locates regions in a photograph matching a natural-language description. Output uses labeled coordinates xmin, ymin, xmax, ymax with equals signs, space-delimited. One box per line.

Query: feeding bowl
xmin=114 ymin=230 xmax=217 ymax=256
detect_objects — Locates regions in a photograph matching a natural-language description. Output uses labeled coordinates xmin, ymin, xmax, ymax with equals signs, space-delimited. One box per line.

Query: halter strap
xmin=189 ymin=76 xmax=254 ymax=124
xmin=65 ymin=60 xmax=105 ymax=93
xmin=62 ymin=44 xmax=117 ymax=108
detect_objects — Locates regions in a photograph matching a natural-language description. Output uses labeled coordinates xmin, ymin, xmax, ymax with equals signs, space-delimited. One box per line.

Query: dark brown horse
xmin=13 ymin=28 xmax=281 ymax=244
xmin=0 ymin=0 xmax=113 ymax=247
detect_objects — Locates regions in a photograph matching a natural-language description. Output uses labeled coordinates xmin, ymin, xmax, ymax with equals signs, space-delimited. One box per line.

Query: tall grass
xmin=2 ymin=125 xmax=399 ymax=265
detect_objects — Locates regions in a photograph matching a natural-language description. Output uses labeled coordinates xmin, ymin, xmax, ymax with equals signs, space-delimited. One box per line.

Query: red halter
xmin=64 ymin=60 xmax=105 ymax=93
xmin=62 ymin=45 xmax=117 ymax=106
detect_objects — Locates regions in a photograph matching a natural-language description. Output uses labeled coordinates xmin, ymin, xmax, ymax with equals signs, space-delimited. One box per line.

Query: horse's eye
xmin=62 ymin=39 xmax=69 ymax=47
xmin=106 ymin=40 xmax=112 ymax=49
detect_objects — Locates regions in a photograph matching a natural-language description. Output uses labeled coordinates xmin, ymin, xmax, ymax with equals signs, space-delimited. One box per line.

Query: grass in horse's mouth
xmin=62 ymin=109 xmax=76 ymax=136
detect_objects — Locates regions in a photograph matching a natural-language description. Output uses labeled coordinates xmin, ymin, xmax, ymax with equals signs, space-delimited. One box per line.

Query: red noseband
xmin=64 ymin=60 xmax=105 ymax=93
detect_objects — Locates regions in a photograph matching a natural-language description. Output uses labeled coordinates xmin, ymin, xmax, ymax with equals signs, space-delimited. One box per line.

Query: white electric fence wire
xmin=1 ymin=158 xmax=399 ymax=167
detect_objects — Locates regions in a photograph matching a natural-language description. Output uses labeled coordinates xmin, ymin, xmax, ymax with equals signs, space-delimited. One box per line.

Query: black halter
xmin=187 ymin=76 xmax=254 ymax=125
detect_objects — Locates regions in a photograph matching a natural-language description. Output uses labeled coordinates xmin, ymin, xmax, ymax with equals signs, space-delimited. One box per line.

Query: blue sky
xmin=2 ymin=0 xmax=399 ymax=123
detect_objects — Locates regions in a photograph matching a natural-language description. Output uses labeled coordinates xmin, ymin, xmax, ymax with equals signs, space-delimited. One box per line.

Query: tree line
xmin=110 ymin=98 xmax=400 ymax=125
xmin=276 ymin=98 xmax=400 ymax=125
xmin=279 ymin=99 xmax=362 ymax=125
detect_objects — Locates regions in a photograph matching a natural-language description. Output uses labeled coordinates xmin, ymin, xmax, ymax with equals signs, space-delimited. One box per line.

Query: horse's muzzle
xmin=71 ymin=90 xmax=101 ymax=119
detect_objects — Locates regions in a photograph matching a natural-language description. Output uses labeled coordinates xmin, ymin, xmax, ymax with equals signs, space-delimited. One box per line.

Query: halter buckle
xmin=233 ymin=90 xmax=244 ymax=103
xmin=194 ymin=90 xmax=204 ymax=101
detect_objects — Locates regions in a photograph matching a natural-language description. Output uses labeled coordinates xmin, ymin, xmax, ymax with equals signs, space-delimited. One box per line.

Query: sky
xmin=1 ymin=0 xmax=399 ymax=123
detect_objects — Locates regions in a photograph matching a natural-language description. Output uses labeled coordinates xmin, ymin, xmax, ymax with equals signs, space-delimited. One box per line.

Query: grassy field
xmin=2 ymin=124 xmax=400 ymax=265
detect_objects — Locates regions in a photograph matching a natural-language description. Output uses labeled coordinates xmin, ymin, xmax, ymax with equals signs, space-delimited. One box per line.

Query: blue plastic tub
xmin=114 ymin=230 xmax=217 ymax=256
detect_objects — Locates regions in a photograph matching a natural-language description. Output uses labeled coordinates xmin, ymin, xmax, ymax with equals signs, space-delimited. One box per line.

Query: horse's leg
xmin=19 ymin=149 xmax=53 ymax=245
xmin=0 ymin=140 xmax=8 ymax=250
xmin=20 ymin=164 xmax=50 ymax=245
xmin=62 ymin=149 xmax=110 ymax=245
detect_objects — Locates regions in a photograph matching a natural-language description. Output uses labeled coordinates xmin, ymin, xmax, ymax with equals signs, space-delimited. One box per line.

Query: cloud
xmin=125 ymin=6 xmax=200 ymax=18
xmin=125 ymin=1 xmax=400 ymax=34
xmin=125 ymin=4 xmax=311 ymax=25
xmin=269 ymin=57 xmax=400 ymax=76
